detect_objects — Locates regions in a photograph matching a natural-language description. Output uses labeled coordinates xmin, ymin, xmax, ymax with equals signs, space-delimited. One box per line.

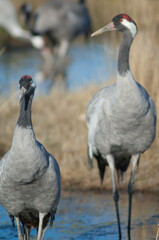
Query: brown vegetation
xmin=0 ymin=84 xmax=159 ymax=192
xmin=9 ymin=0 xmax=159 ymax=108
xmin=0 ymin=0 xmax=159 ymax=192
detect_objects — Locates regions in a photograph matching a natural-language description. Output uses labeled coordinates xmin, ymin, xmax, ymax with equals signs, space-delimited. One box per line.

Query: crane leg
xmin=41 ymin=223 xmax=49 ymax=240
xmin=58 ymin=40 xmax=69 ymax=58
xmin=128 ymin=154 xmax=140 ymax=232
xmin=87 ymin=145 xmax=93 ymax=169
xmin=23 ymin=225 xmax=31 ymax=240
xmin=107 ymin=154 xmax=121 ymax=238
xmin=15 ymin=217 xmax=23 ymax=240
xmin=37 ymin=212 xmax=47 ymax=240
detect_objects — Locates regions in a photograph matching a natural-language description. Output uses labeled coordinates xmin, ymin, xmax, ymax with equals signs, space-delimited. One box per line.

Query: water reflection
xmin=0 ymin=43 xmax=116 ymax=97
xmin=53 ymin=191 xmax=159 ymax=240
xmin=0 ymin=191 xmax=159 ymax=239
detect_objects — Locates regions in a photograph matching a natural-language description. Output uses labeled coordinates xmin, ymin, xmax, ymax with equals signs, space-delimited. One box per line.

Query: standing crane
xmin=0 ymin=75 xmax=61 ymax=240
xmin=0 ymin=0 xmax=44 ymax=49
xmin=20 ymin=0 xmax=91 ymax=57
xmin=19 ymin=0 xmax=91 ymax=82
xmin=86 ymin=14 xmax=156 ymax=237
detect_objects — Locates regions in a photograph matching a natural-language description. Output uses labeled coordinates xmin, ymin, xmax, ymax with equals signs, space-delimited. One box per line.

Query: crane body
xmin=0 ymin=76 xmax=61 ymax=240
xmin=86 ymin=14 xmax=156 ymax=237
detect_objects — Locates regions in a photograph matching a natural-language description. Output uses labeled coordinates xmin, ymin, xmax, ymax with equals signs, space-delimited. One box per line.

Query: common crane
xmin=86 ymin=14 xmax=156 ymax=237
xmin=0 ymin=75 xmax=61 ymax=240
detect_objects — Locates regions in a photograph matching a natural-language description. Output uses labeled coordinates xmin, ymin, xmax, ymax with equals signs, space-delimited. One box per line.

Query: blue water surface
xmin=0 ymin=191 xmax=159 ymax=240
xmin=0 ymin=43 xmax=158 ymax=240
xmin=0 ymin=42 xmax=116 ymax=97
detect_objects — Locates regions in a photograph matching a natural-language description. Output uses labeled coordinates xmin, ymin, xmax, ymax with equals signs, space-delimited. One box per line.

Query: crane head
xmin=91 ymin=14 xmax=137 ymax=38
xmin=19 ymin=75 xmax=36 ymax=104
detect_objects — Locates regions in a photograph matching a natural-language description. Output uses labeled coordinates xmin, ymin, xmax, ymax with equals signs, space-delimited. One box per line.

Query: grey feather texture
xmin=87 ymin=14 xmax=156 ymax=235
xmin=31 ymin=0 xmax=91 ymax=42
xmin=87 ymin=72 xmax=156 ymax=161
xmin=87 ymin=15 xmax=156 ymax=176
xmin=0 ymin=76 xmax=61 ymax=240
xmin=0 ymin=0 xmax=44 ymax=49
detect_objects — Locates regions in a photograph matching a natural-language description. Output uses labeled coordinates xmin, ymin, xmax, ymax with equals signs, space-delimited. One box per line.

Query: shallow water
xmin=0 ymin=43 xmax=158 ymax=239
xmin=0 ymin=42 xmax=116 ymax=97
xmin=0 ymin=191 xmax=159 ymax=240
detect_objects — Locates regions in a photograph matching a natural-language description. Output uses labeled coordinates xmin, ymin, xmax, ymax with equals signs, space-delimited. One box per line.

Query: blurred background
xmin=0 ymin=0 xmax=159 ymax=239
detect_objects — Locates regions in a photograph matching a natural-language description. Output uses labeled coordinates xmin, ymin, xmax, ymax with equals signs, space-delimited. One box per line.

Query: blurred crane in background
xmin=0 ymin=0 xmax=44 ymax=50
xmin=19 ymin=0 xmax=91 ymax=83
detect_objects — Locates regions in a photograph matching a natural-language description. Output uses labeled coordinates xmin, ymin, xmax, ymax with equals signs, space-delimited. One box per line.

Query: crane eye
xmin=119 ymin=19 xmax=123 ymax=23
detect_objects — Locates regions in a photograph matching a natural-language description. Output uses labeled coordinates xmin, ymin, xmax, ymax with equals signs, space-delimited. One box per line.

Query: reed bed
xmin=9 ymin=0 xmax=159 ymax=107
xmin=0 ymin=85 xmax=159 ymax=192
xmin=0 ymin=0 xmax=159 ymax=191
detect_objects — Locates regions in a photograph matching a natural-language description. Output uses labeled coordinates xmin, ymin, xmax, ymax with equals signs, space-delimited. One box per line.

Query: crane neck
xmin=79 ymin=0 xmax=85 ymax=3
xmin=17 ymin=92 xmax=34 ymax=128
xmin=118 ymin=30 xmax=133 ymax=76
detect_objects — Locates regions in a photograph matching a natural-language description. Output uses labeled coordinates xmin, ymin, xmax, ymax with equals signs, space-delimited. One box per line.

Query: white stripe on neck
xmin=121 ymin=19 xmax=137 ymax=38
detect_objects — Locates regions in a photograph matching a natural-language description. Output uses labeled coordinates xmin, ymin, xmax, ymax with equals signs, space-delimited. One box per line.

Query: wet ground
xmin=0 ymin=191 xmax=159 ymax=240
xmin=0 ymin=43 xmax=158 ymax=240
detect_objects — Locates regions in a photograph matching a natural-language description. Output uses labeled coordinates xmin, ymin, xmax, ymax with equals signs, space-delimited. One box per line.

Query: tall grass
xmin=0 ymin=0 xmax=159 ymax=190
xmin=10 ymin=0 xmax=159 ymax=107
xmin=0 ymin=85 xmax=159 ymax=191
xmin=88 ymin=0 xmax=159 ymax=143
xmin=87 ymin=0 xmax=159 ymax=107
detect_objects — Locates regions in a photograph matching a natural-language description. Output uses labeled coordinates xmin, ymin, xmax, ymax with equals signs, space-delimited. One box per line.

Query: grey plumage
xmin=0 ymin=75 xmax=61 ymax=240
xmin=20 ymin=1 xmax=91 ymax=82
xmin=32 ymin=1 xmax=90 ymax=41
xmin=20 ymin=0 xmax=91 ymax=57
xmin=86 ymin=14 xmax=156 ymax=237
xmin=0 ymin=0 xmax=44 ymax=49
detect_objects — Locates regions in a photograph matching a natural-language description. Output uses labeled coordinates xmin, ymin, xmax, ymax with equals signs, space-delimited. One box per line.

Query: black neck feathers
xmin=118 ymin=30 xmax=133 ymax=76
xmin=79 ymin=0 xmax=85 ymax=3
xmin=17 ymin=93 xmax=34 ymax=128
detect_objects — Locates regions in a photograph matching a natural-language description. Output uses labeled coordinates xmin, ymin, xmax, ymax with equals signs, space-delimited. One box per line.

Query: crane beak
xmin=18 ymin=80 xmax=37 ymax=104
xmin=19 ymin=87 xmax=27 ymax=104
xmin=91 ymin=21 xmax=116 ymax=37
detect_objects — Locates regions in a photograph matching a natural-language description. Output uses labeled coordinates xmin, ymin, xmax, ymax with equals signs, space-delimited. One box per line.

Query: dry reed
xmin=156 ymin=225 xmax=159 ymax=240
xmin=0 ymin=0 xmax=159 ymax=191
xmin=0 ymin=84 xmax=159 ymax=192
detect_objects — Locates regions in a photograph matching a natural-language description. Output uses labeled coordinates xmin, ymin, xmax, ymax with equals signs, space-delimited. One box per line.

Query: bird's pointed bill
xmin=19 ymin=87 xmax=26 ymax=104
xmin=30 ymin=80 xmax=37 ymax=89
xmin=91 ymin=22 xmax=116 ymax=37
